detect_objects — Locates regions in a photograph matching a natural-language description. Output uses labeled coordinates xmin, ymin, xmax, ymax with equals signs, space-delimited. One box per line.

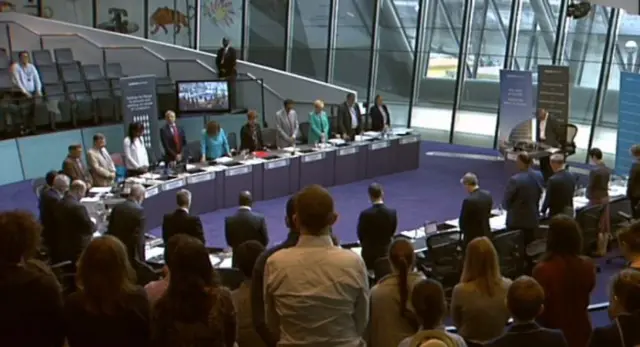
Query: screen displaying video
xmin=177 ymin=80 xmax=230 ymax=113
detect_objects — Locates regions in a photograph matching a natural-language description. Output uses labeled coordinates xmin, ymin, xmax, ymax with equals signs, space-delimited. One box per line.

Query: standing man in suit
xmin=54 ymin=180 xmax=94 ymax=264
xmin=107 ymin=183 xmax=147 ymax=261
xmin=240 ymin=110 xmax=265 ymax=152
xmin=586 ymin=147 xmax=612 ymax=256
xmin=503 ymin=152 xmax=544 ymax=272
xmin=458 ymin=173 xmax=493 ymax=248
xmin=216 ymin=37 xmax=237 ymax=109
xmin=627 ymin=144 xmax=640 ymax=218
xmin=337 ymin=92 xmax=362 ymax=140
xmin=536 ymin=108 xmax=564 ymax=181
xmin=225 ymin=191 xmax=269 ymax=266
xmin=541 ymin=154 xmax=575 ymax=218
xmin=275 ymin=99 xmax=299 ymax=148
xmin=357 ymin=183 xmax=397 ymax=270
xmin=86 ymin=133 xmax=116 ymax=187
xmin=39 ymin=174 xmax=69 ymax=260
xmin=62 ymin=144 xmax=92 ymax=188
xmin=162 ymin=189 xmax=205 ymax=245
xmin=369 ymin=95 xmax=391 ymax=132
xmin=159 ymin=110 xmax=186 ymax=163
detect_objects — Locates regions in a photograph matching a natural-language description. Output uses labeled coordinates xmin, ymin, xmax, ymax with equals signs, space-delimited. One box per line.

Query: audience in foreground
xmin=451 ymin=237 xmax=512 ymax=346
xmin=368 ymin=238 xmax=423 ymax=347
xmin=618 ymin=222 xmax=640 ymax=270
xmin=533 ymin=215 xmax=596 ymax=347
xmin=64 ymin=235 xmax=150 ymax=347
xmin=232 ymin=240 xmax=266 ymax=347
xmin=145 ymin=234 xmax=183 ymax=304
xmin=486 ymin=276 xmax=567 ymax=347
xmin=151 ymin=234 xmax=236 ymax=347
xmin=264 ymin=184 xmax=369 ymax=346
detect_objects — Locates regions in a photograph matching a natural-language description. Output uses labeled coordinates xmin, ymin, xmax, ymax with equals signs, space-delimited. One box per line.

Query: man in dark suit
xmin=62 ymin=144 xmax=92 ymax=188
xmin=239 ymin=110 xmax=265 ymax=152
xmin=107 ymin=183 xmax=147 ymax=261
xmin=357 ymin=183 xmax=397 ymax=270
xmin=458 ymin=173 xmax=493 ymax=248
xmin=225 ymin=191 xmax=269 ymax=266
xmin=54 ymin=180 xmax=94 ymax=264
xmin=486 ymin=276 xmax=567 ymax=347
xmin=216 ymin=37 xmax=237 ymax=109
xmin=39 ymin=173 xmax=69 ymax=260
xmin=536 ymin=108 xmax=565 ymax=181
xmin=541 ymin=154 xmax=575 ymax=218
xmin=162 ymin=189 xmax=205 ymax=245
xmin=159 ymin=110 xmax=186 ymax=163
xmin=503 ymin=152 xmax=543 ymax=271
xmin=627 ymin=144 xmax=640 ymax=218
xmin=586 ymin=147 xmax=611 ymax=204
xmin=337 ymin=92 xmax=362 ymax=140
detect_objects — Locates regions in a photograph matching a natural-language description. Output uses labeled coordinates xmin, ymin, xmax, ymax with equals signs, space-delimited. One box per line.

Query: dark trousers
xmin=219 ymin=73 xmax=237 ymax=109
xmin=510 ymin=227 xmax=536 ymax=275
xmin=540 ymin=155 xmax=553 ymax=182
xmin=631 ymin=198 xmax=640 ymax=219
xmin=126 ymin=168 xmax=146 ymax=177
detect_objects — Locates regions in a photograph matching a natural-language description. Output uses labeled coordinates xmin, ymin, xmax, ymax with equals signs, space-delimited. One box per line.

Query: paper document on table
xmin=209 ymin=255 xmax=221 ymax=267
xmin=241 ymin=158 xmax=265 ymax=165
xmin=328 ymin=138 xmax=346 ymax=145
xmin=89 ymin=187 xmax=111 ymax=194
xmin=140 ymin=173 xmax=161 ymax=179
xmin=219 ymin=257 xmax=232 ymax=269
xmin=392 ymin=127 xmax=412 ymax=135
xmin=545 ymin=147 xmax=559 ymax=153
xmin=489 ymin=215 xmax=507 ymax=230
xmin=363 ymin=131 xmax=380 ymax=137
xmin=354 ymin=135 xmax=370 ymax=142
xmin=81 ymin=196 xmax=100 ymax=203
xmin=282 ymin=147 xmax=296 ymax=153
xmin=400 ymin=229 xmax=426 ymax=239
xmin=145 ymin=247 xmax=165 ymax=261
xmin=215 ymin=157 xmax=233 ymax=164
xmin=185 ymin=164 xmax=197 ymax=171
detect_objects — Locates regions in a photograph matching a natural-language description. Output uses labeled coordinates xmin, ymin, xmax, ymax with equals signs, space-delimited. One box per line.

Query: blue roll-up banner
xmin=614 ymin=72 xmax=640 ymax=176
xmin=498 ymin=70 xmax=533 ymax=143
xmin=120 ymin=75 xmax=161 ymax=159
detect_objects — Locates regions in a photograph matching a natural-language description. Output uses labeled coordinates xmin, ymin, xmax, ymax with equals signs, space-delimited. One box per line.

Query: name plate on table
xmin=162 ymin=178 xmax=186 ymax=191
xmin=187 ymin=172 xmax=215 ymax=184
xmin=301 ymin=152 xmax=325 ymax=163
xmin=145 ymin=186 xmax=160 ymax=198
xmin=370 ymin=141 xmax=390 ymax=151
xmin=338 ymin=147 xmax=358 ymax=156
xmin=399 ymin=136 xmax=419 ymax=145
xmin=265 ymin=159 xmax=289 ymax=170
xmin=225 ymin=165 xmax=252 ymax=177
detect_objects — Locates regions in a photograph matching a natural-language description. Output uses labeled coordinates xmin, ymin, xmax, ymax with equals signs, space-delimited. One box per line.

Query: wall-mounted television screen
xmin=177 ymin=80 xmax=230 ymax=113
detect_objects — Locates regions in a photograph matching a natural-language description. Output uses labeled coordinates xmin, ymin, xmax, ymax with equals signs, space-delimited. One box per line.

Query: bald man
xmin=239 ymin=110 xmax=265 ymax=152
xmin=55 ymin=180 xmax=94 ymax=263
xmin=225 ymin=191 xmax=269 ymax=266
xmin=159 ymin=110 xmax=186 ymax=162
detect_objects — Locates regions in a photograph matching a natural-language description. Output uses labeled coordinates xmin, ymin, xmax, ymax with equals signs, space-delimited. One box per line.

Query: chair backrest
xmin=227 ymin=132 xmax=238 ymax=150
xmin=576 ymin=204 xmax=605 ymax=255
xmin=261 ymin=128 xmax=277 ymax=149
xmin=106 ymin=63 xmax=124 ymax=79
xmin=31 ymin=49 xmax=53 ymax=66
xmin=110 ymin=152 xmax=124 ymax=167
xmin=492 ymin=230 xmax=523 ymax=278
xmin=426 ymin=230 xmax=462 ymax=265
xmin=299 ymin=122 xmax=310 ymax=143
xmin=186 ymin=140 xmax=201 ymax=161
xmin=0 ymin=53 xmax=9 ymax=69
xmin=82 ymin=64 xmax=104 ymax=81
xmin=566 ymin=124 xmax=578 ymax=143
xmin=54 ymin=48 xmax=74 ymax=64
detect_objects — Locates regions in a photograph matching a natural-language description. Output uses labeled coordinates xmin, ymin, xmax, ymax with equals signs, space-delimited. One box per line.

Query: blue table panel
xmin=187 ymin=172 xmax=218 ymax=216
xmin=366 ymin=140 xmax=393 ymax=178
xmin=223 ymin=165 xmax=255 ymax=208
xmin=263 ymin=158 xmax=293 ymax=200
xmin=334 ymin=144 xmax=367 ymax=186
xmin=393 ymin=135 xmax=421 ymax=173
xmin=299 ymin=151 xmax=335 ymax=188
xmin=143 ymin=178 xmax=187 ymax=232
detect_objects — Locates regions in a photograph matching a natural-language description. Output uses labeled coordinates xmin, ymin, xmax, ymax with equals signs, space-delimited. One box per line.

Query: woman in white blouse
xmin=123 ymin=122 xmax=150 ymax=177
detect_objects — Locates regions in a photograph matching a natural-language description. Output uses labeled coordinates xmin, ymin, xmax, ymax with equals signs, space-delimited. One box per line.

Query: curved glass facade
xmin=30 ymin=0 xmax=633 ymax=163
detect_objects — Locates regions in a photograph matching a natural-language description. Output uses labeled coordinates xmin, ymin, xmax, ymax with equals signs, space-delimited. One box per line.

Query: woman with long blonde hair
xmin=450 ymin=237 xmax=512 ymax=347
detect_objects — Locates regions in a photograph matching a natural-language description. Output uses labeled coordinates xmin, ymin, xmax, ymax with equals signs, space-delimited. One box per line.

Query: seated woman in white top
xmin=123 ymin=122 xmax=150 ymax=177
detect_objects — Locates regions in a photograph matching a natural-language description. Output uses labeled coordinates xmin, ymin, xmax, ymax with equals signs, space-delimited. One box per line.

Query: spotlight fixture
xmin=567 ymin=1 xmax=592 ymax=19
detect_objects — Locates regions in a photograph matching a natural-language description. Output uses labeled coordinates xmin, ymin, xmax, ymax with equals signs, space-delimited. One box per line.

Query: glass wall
xmin=290 ymin=0 xmax=330 ymax=80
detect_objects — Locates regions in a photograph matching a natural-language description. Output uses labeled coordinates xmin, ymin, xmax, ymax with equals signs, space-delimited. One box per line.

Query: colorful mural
xmin=202 ymin=0 xmax=236 ymax=27
xmin=97 ymin=8 xmax=141 ymax=34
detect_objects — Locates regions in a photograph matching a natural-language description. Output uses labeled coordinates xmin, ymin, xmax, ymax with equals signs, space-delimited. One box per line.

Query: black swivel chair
xmin=576 ymin=204 xmax=606 ymax=272
xmin=217 ymin=267 xmax=244 ymax=291
xmin=492 ymin=230 xmax=524 ymax=278
xmin=423 ymin=230 xmax=463 ymax=299
xmin=227 ymin=132 xmax=238 ymax=152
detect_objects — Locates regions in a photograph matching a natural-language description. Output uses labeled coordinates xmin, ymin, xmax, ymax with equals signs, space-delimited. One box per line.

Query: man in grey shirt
xmin=264 ymin=185 xmax=369 ymax=347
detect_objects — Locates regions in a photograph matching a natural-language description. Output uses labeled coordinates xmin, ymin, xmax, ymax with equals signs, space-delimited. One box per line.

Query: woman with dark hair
xmin=200 ymin=120 xmax=230 ymax=162
xmin=369 ymin=95 xmax=391 ymax=132
xmin=368 ymin=239 xmax=423 ymax=347
xmin=618 ymin=221 xmax=640 ymax=270
xmin=123 ymin=122 xmax=150 ymax=177
xmin=64 ymin=235 xmax=150 ymax=347
xmin=152 ymin=234 xmax=236 ymax=347
xmin=533 ymin=215 xmax=596 ymax=347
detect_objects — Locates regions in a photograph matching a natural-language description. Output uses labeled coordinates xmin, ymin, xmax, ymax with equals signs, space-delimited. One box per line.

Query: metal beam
xmin=438 ymin=0 xmax=472 ymax=77
xmin=449 ymin=0 xmax=475 ymax=143
xmin=241 ymin=0 xmax=250 ymax=59
xmin=503 ymin=0 xmax=522 ymax=70
xmin=524 ymin=19 xmax=537 ymax=70
xmin=326 ymin=0 xmax=339 ymax=83
xmin=528 ymin=0 xmax=557 ymax=57
xmin=284 ymin=0 xmax=295 ymax=72
xmin=194 ymin=0 xmax=201 ymax=50
xmin=586 ymin=8 xmax=620 ymax=162
xmin=408 ymin=0 xmax=429 ymax=127
xmin=568 ymin=9 xmax=595 ymax=84
xmin=472 ymin=0 xmax=490 ymax=78
xmin=552 ymin=0 xmax=568 ymax=64
xmin=366 ymin=0 xmax=382 ymax=106
xmin=421 ymin=0 xmax=439 ymax=79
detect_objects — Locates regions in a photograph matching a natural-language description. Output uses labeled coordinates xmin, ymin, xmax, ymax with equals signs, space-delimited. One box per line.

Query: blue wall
xmin=0 ymin=113 xmax=248 ymax=186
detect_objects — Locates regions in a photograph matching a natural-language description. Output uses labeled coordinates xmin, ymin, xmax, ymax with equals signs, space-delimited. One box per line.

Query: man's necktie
xmin=251 ymin=126 xmax=258 ymax=149
xmin=172 ymin=125 xmax=181 ymax=152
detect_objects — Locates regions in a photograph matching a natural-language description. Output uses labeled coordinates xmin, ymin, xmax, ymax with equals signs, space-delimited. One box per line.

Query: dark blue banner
xmin=537 ymin=65 xmax=570 ymax=144
xmin=498 ymin=70 xmax=533 ymax=144
xmin=615 ymin=72 xmax=640 ymax=176
xmin=120 ymin=75 xmax=161 ymax=158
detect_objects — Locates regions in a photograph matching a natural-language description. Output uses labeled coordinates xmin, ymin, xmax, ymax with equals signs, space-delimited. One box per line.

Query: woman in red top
xmin=533 ymin=215 xmax=596 ymax=347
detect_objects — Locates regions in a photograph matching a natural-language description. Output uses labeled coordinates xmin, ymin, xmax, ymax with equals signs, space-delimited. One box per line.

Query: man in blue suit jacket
xmin=541 ymin=154 xmax=575 ymax=218
xmin=486 ymin=276 xmax=568 ymax=347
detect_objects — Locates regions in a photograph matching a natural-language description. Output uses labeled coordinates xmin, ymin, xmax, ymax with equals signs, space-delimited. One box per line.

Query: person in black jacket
xmin=39 ymin=173 xmax=69 ymax=260
xmin=159 ymin=110 xmax=186 ymax=163
xmin=627 ymin=144 xmax=640 ymax=219
xmin=225 ymin=191 xmax=269 ymax=266
xmin=369 ymin=95 xmax=391 ymax=132
xmin=55 ymin=180 xmax=94 ymax=264
xmin=486 ymin=276 xmax=567 ymax=347
xmin=162 ymin=189 xmax=205 ymax=245
xmin=357 ymin=183 xmax=398 ymax=270
xmin=458 ymin=173 xmax=493 ymax=248
xmin=588 ymin=269 xmax=640 ymax=347
xmin=336 ymin=92 xmax=362 ymax=140
xmin=239 ymin=110 xmax=265 ymax=152
xmin=541 ymin=154 xmax=575 ymax=218
xmin=0 ymin=210 xmax=65 ymax=347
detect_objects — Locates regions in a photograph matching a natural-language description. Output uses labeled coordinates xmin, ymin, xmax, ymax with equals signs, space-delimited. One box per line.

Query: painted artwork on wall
xmin=0 ymin=0 xmax=53 ymax=18
xmin=47 ymin=0 xmax=94 ymax=27
xmin=147 ymin=0 xmax=195 ymax=48
xmin=96 ymin=0 xmax=143 ymax=37
xmin=199 ymin=0 xmax=242 ymax=51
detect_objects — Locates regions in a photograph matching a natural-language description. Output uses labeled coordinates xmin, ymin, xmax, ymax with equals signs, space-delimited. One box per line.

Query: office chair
xmin=227 ymin=132 xmax=238 ymax=152
xmin=563 ymin=124 xmax=578 ymax=158
xmin=492 ymin=230 xmax=524 ymax=278
xmin=217 ymin=267 xmax=245 ymax=291
xmin=299 ymin=122 xmax=310 ymax=144
xmin=373 ymin=257 xmax=392 ymax=284
xmin=576 ymin=204 xmax=606 ymax=272
xmin=423 ymin=230 xmax=463 ymax=299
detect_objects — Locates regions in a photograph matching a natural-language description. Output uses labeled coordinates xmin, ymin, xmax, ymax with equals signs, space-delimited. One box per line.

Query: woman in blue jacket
xmin=200 ymin=121 xmax=230 ymax=162
xmin=308 ymin=99 xmax=329 ymax=145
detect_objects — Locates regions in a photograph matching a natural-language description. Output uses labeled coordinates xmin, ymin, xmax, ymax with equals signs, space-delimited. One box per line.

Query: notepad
xmin=89 ymin=187 xmax=112 ymax=194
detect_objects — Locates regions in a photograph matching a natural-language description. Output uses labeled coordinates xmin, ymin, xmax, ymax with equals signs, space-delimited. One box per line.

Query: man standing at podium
xmin=536 ymin=108 xmax=564 ymax=181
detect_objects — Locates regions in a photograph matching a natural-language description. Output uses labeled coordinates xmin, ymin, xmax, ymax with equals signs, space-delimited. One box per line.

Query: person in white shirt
xmin=264 ymin=184 xmax=369 ymax=347
xmin=275 ymin=99 xmax=299 ymax=148
xmin=123 ymin=122 xmax=150 ymax=177
xmin=11 ymin=51 xmax=42 ymax=134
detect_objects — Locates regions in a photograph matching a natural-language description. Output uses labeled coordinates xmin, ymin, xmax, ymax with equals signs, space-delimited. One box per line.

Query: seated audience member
xmin=12 ymin=51 xmax=42 ymax=134
xmin=232 ymin=241 xmax=267 ymax=347
xmin=162 ymin=189 xmax=205 ymax=245
xmin=62 ymin=144 xmax=93 ymax=187
xmin=265 ymin=185 xmax=369 ymax=346
xmin=225 ymin=191 xmax=269 ymax=266
xmin=39 ymin=173 xmax=69 ymax=258
xmin=123 ymin=122 xmax=150 ymax=177
xmin=357 ymin=182 xmax=398 ymax=270
xmin=251 ymin=196 xmax=300 ymax=347
xmin=144 ymin=235 xmax=183 ymax=304
xmin=451 ymin=237 xmax=512 ymax=346
xmin=55 ymin=180 xmax=94 ymax=264
xmin=458 ymin=173 xmax=492 ymax=248
xmin=86 ymin=133 xmax=116 ymax=187
xmin=486 ymin=276 xmax=568 ymax=347
xmin=240 ymin=110 xmax=265 ymax=152
xmin=589 ymin=269 xmax=640 ymax=347
xmin=368 ymin=238 xmax=423 ymax=347
xmin=533 ymin=215 xmax=596 ymax=347
xmin=398 ymin=279 xmax=466 ymax=347
xmin=152 ymin=234 xmax=236 ymax=347
xmin=541 ymin=154 xmax=575 ymax=217
xmin=201 ymin=120 xmax=231 ymax=161
xmin=627 ymin=144 xmax=640 ymax=218
xmin=0 ymin=211 xmax=64 ymax=347
xmin=64 ymin=236 xmax=150 ymax=347
xmin=618 ymin=222 xmax=640 ymax=270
